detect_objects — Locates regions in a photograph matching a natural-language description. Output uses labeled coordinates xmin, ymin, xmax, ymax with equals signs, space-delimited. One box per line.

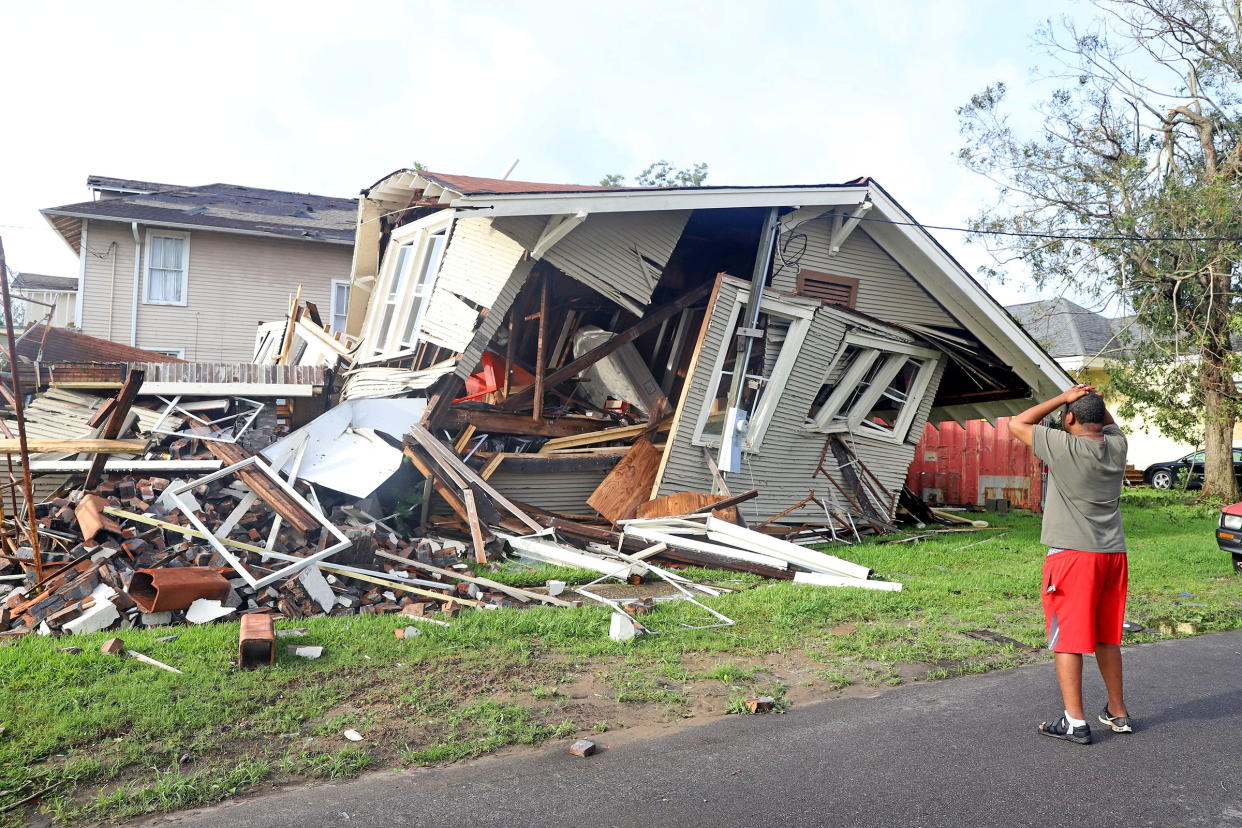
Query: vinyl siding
xmin=486 ymin=467 xmax=612 ymax=516
xmin=80 ymin=220 xmax=351 ymax=362
xmin=494 ymin=211 xmax=690 ymax=311
xmin=771 ymin=223 xmax=959 ymax=329
xmin=656 ymin=278 xmax=946 ymax=526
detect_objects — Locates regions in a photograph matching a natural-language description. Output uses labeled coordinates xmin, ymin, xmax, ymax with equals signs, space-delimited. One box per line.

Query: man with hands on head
xmin=1008 ymin=384 xmax=1133 ymax=745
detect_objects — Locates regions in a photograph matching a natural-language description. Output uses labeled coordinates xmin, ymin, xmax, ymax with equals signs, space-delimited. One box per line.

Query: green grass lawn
xmin=1 ymin=489 xmax=1238 ymax=825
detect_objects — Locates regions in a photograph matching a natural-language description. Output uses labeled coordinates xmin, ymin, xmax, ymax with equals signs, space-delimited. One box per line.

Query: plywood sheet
xmin=586 ymin=437 xmax=661 ymax=524
xmin=634 ymin=491 xmax=739 ymax=523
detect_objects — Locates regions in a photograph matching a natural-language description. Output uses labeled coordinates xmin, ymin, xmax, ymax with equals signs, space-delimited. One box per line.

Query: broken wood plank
xmin=441 ymin=408 xmax=612 ymax=438
xmin=406 ymin=425 xmax=542 ymax=532
xmin=499 ymin=280 xmax=714 ymax=411
xmin=476 ymin=452 xmax=620 ymax=475
xmin=0 ymin=439 xmax=147 ymax=454
xmin=635 ymin=491 xmax=741 ymax=523
xmin=586 ymin=437 xmax=662 ymax=524
xmin=402 ymin=446 xmax=490 ymax=543
xmin=84 ymin=369 xmax=145 ymax=489
xmin=539 ymin=422 xmax=652 ymax=452
xmin=204 ymin=442 xmax=320 ymax=534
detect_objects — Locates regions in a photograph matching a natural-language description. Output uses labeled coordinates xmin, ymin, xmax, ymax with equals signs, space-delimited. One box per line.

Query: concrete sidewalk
xmin=153 ymin=631 xmax=1242 ymax=828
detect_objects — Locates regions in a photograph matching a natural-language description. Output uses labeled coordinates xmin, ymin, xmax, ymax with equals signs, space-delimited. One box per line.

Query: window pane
xmin=808 ymin=344 xmax=862 ymax=420
xmin=375 ymin=304 xmax=397 ymax=348
xmin=835 ymin=352 xmax=889 ymax=423
xmin=413 ymin=233 xmax=446 ymax=298
xmin=399 ymin=232 xmax=448 ymax=348
xmin=388 ymin=245 xmax=414 ymax=300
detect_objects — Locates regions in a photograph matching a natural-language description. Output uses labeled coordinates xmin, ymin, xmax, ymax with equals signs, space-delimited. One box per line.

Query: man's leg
xmin=1095 ymin=643 xmax=1128 ymax=717
xmin=1054 ymin=652 xmax=1085 ymax=720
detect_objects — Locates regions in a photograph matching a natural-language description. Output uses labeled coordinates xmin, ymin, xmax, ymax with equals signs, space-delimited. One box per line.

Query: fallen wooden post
xmin=0 ymin=438 xmax=148 ymax=454
xmin=84 ymin=369 xmax=145 ymax=489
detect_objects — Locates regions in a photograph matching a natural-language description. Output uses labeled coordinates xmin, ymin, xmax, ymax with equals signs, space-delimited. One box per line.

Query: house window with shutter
xmin=796 ymin=270 xmax=859 ymax=308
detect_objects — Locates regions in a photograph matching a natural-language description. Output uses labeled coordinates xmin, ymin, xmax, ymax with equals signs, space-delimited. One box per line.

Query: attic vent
xmin=184 ymin=206 xmax=209 ymax=216
xmin=796 ymin=270 xmax=859 ymax=308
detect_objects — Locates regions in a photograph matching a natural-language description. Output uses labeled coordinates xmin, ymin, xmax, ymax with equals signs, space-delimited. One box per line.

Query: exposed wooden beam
xmin=532 ymin=272 xmax=549 ymax=421
xmin=441 ymin=408 xmax=611 ymax=438
xmin=499 ymin=280 xmax=714 ymax=411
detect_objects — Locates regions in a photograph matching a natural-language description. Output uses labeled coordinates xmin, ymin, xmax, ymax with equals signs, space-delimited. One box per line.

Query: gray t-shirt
xmin=1032 ymin=423 xmax=1128 ymax=553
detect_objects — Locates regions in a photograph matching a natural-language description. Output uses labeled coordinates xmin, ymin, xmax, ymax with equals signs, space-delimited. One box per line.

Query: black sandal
xmin=1098 ymin=706 xmax=1134 ymax=733
xmin=1038 ymin=714 xmax=1092 ymax=744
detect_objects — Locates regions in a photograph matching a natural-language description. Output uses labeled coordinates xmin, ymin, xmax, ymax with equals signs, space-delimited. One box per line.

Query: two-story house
xmin=40 ymin=175 xmax=355 ymax=361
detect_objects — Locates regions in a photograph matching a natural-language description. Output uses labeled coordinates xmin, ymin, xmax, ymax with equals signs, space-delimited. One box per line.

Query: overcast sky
xmin=2 ymin=0 xmax=1086 ymax=307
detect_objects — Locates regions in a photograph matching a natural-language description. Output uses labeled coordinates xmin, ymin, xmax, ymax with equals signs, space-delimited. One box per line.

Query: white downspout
xmin=74 ymin=219 xmax=88 ymax=330
xmin=130 ymin=222 xmax=141 ymax=346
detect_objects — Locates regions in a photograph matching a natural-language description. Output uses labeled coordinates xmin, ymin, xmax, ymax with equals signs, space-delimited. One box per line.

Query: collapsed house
xmin=332 ymin=171 xmax=1071 ymax=536
xmin=0 ymin=171 xmax=1075 ymax=645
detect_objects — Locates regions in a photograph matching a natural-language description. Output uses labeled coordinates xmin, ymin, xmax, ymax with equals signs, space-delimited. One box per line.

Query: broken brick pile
xmin=0 ymin=463 xmax=516 ymax=639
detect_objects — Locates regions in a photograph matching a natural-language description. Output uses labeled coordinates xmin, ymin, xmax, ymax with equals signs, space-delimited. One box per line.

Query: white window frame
xmin=329 ymin=279 xmax=350 ymax=334
xmin=142 ymin=229 xmax=190 ymax=306
xmin=806 ymin=331 xmax=940 ymax=444
xmin=145 ymin=346 xmax=186 ymax=359
xmin=690 ymin=290 xmax=815 ymax=452
xmin=359 ymin=211 xmax=453 ymax=362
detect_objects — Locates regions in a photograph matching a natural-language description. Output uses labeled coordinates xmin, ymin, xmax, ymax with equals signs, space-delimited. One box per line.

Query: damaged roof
xmin=12 ymin=272 xmax=77 ymax=292
xmin=14 ymin=324 xmax=186 ymax=365
xmin=42 ymin=181 xmax=357 ymax=253
xmin=86 ymin=175 xmax=187 ymax=194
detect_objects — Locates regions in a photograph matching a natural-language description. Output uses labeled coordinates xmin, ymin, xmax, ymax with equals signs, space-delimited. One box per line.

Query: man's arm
xmin=1007 ymin=384 xmax=1096 ymax=447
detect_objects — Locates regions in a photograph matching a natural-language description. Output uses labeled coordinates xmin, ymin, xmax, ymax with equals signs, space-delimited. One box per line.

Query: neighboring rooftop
xmin=1007 ymin=298 xmax=1130 ymax=358
xmin=42 ymin=177 xmax=358 ymax=253
xmin=14 ymin=324 xmax=185 ymax=365
xmin=12 ymin=272 xmax=77 ymax=292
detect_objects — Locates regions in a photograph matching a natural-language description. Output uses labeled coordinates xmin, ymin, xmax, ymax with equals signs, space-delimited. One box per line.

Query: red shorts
xmin=1041 ymin=549 xmax=1128 ymax=653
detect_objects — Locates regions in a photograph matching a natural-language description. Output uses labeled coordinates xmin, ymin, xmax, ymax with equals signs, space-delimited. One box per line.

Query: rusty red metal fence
xmin=905 ymin=417 xmax=1044 ymax=512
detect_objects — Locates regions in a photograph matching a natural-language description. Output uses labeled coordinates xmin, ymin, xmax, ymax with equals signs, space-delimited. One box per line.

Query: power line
xmin=820 ymin=211 xmax=1242 ymax=243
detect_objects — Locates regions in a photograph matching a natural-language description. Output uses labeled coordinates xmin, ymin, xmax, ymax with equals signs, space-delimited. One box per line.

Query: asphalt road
xmin=154 ymin=631 xmax=1242 ymax=828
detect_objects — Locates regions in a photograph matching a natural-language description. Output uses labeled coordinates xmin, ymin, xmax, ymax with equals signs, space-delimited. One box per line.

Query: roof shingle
xmin=14 ymin=324 xmax=186 ymax=365
xmin=43 ymin=183 xmax=357 ymax=244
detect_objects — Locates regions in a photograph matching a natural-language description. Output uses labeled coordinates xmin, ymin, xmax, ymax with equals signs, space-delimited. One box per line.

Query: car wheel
xmin=1151 ymin=470 xmax=1174 ymax=489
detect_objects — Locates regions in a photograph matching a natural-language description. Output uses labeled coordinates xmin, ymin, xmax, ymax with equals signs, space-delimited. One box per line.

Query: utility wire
xmin=818 ymin=211 xmax=1242 ymax=243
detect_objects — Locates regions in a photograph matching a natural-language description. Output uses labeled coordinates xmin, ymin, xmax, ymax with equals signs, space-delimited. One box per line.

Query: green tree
xmin=600 ymin=160 xmax=709 ymax=187
xmin=958 ymin=0 xmax=1242 ymax=499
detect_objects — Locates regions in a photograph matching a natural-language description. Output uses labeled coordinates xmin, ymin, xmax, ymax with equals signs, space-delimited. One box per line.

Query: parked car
xmin=1143 ymin=448 xmax=1242 ymax=490
xmin=1215 ymin=503 xmax=1242 ymax=572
